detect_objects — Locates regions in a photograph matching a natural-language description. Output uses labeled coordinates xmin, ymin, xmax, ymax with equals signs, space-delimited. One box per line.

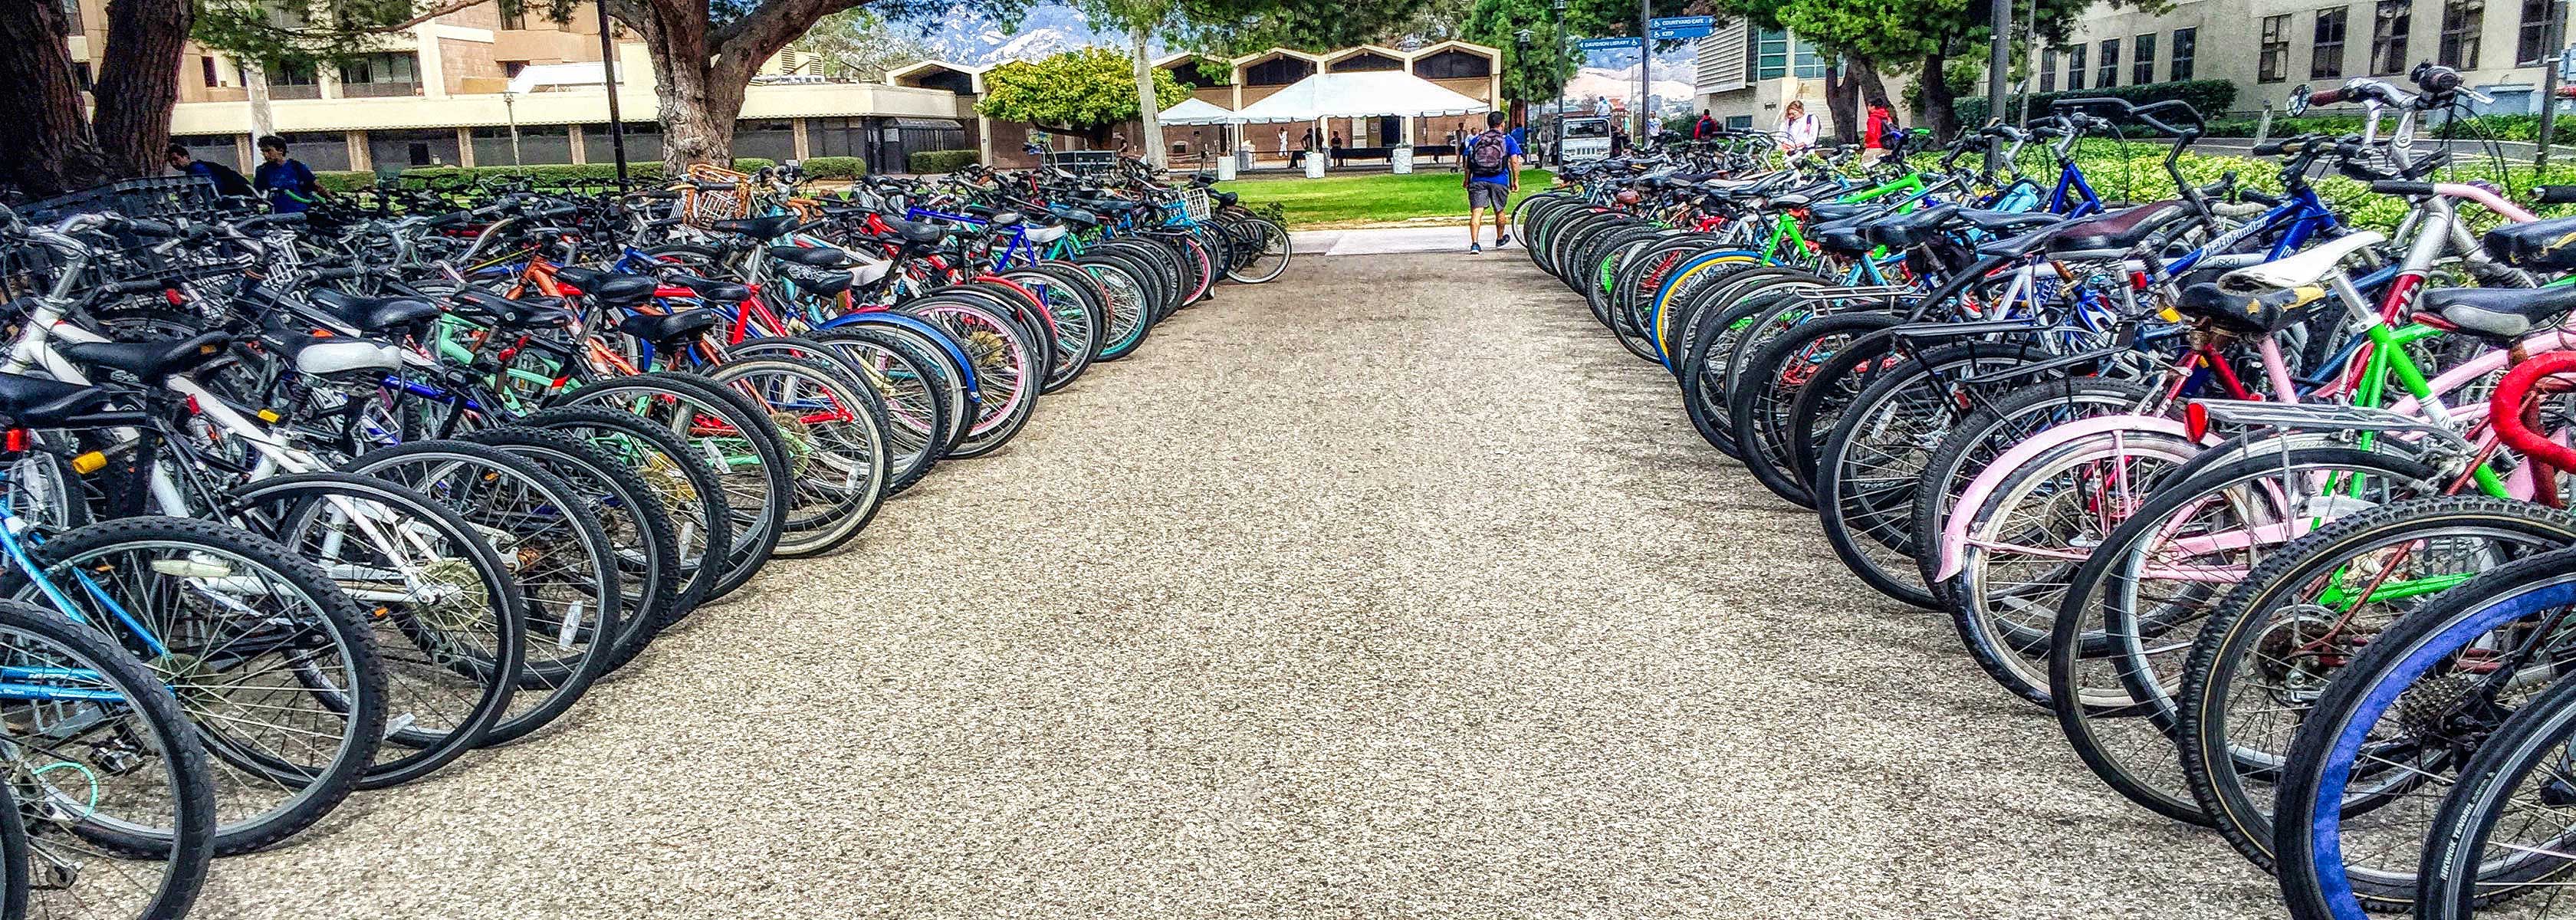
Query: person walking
xmin=1777 ymin=99 xmax=1819 ymax=153
xmin=251 ymin=135 xmax=325 ymax=214
xmin=166 ymin=143 xmax=255 ymax=199
xmin=1862 ymin=101 xmax=1898 ymax=165
xmin=1461 ymin=110 xmax=1522 ymax=254
xmin=1694 ymin=110 xmax=1718 ymax=140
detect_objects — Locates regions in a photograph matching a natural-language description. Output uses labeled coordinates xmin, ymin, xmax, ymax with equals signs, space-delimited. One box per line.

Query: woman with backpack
xmin=1462 ymin=110 xmax=1523 ymax=254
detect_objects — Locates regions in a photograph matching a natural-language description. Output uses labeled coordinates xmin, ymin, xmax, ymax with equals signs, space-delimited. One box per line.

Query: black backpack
xmin=1467 ymin=130 xmax=1510 ymax=178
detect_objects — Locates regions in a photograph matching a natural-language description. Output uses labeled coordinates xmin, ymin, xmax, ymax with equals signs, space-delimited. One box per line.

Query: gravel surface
xmin=202 ymin=253 xmax=2282 ymax=918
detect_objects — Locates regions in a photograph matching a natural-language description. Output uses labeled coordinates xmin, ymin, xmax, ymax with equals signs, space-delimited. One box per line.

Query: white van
xmin=1558 ymin=117 xmax=1614 ymax=162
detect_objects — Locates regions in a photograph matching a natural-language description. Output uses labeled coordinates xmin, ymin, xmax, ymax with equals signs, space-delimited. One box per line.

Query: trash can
xmin=1303 ymin=151 xmax=1326 ymax=179
xmin=1217 ymin=153 xmax=1237 ymax=180
xmin=1391 ymin=144 xmax=1413 ymax=175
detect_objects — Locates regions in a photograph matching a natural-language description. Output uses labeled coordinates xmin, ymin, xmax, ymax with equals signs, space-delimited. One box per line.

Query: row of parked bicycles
xmin=1520 ymin=62 xmax=2576 ymax=919
xmin=0 ymin=152 xmax=1288 ymax=919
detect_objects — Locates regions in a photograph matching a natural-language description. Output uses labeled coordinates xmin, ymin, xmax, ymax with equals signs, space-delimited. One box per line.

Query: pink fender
xmin=1934 ymin=414 xmax=2203 ymax=581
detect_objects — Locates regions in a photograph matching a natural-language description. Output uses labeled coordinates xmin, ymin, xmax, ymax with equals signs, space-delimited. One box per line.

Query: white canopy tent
xmin=1157 ymin=97 xmax=1240 ymax=125
xmin=1230 ymin=71 xmax=1491 ymax=123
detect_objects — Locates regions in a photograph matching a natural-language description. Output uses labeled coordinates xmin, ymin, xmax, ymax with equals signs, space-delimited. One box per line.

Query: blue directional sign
xmin=1648 ymin=15 xmax=1715 ymax=39
xmin=1577 ymin=36 xmax=1644 ymax=51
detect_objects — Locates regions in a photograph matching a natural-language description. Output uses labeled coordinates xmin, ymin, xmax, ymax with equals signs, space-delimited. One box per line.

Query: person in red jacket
xmin=1862 ymin=101 xmax=1898 ymax=165
xmin=1693 ymin=110 xmax=1717 ymax=140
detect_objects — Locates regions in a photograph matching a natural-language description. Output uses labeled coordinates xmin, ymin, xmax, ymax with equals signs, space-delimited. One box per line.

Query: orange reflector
xmin=2183 ymin=402 xmax=2210 ymax=442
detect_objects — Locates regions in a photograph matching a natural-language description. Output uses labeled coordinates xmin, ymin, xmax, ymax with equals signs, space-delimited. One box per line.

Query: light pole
xmin=501 ymin=90 xmax=524 ymax=166
xmin=1516 ymin=28 xmax=1533 ymax=130
xmin=1552 ymin=0 xmax=1569 ymax=166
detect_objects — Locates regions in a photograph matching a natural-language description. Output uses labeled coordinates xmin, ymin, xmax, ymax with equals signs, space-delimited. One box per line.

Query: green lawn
xmin=1228 ymin=168 xmax=1557 ymax=228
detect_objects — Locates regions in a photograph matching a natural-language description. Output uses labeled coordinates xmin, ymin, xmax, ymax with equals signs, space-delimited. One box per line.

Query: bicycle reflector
xmin=2184 ymin=401 xmax=2210 ymax=442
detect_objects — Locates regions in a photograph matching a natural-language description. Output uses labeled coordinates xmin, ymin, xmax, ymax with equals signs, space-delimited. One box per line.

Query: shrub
xmin=1245 ymin=200 xmax=1286 ymax=225
xmin=1956 ymin=79 xmax=2240 ymax=130
xmin=316 ymin=171 xmax=375 ymax=193
xmin=800 ymin=156 xmax=866 ymax=179
xmin=907 ymin=149 xmax=981 ymax=174
xmin=374 ymin=159 xmax=778 ymax=188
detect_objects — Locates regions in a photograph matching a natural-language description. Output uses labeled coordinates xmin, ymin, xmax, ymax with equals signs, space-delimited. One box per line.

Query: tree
xmin=1 ymin=0 xmax=198 ymax=198
xmin=790 ymin=8 xmax=937 ymax=80
xmin=1776 ymin=0 xmax=2112 ymax=139
xmin=978 ymin=47 xmax=1188 ymax=148
xmin=1462 ymin=0 xmax=1576 ymax=109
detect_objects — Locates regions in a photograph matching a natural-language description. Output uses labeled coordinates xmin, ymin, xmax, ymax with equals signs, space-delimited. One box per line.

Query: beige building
xmin=58 ymin=0 xmax=975 ymax=175
xmin=2037 ymin=0 xmax=2560 ymax=113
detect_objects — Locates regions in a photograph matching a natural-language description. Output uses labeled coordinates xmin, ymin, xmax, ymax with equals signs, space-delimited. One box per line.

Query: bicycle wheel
xmin=905 ymin=294 xmax=1039 ymax=459
xmin=0 ymin=598 xmax=214 ymax=920
xmin=2182 ymin=496 xmax=2576 ymax=873
xmin=548 ymin=373 xmax=789 ymax=603
xmin=1907 ymin=377 xmax=2165 ymax=608
xmin=702 ymin=356 xmax=891 ymax=557
xmin=809 ymin=327 xmax=951 ymax=496
xmin=1073 ymin=254 xmax=1155 ymax=361
xmin=341 ymin=440 xmax=617 ymax=746
xmin=223 ymin=473 xmax=524 ymax=789
xmin=457 ymin=427 xmax=673 ymax=673
xmin=1222 ymin=216 xmax=1290 ymax=284
xmin=516 ymin=405 xmax=732 ymax=625
xmin=12 ymin=516 xmax=383 ymax=855
xmin=1001 ymin=267 xmax=1102 ymax=393
xmin=2418 ymin=663 xmax=2576 ymax=918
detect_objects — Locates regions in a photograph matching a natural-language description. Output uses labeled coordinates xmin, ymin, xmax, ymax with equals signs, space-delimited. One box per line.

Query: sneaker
xmin=1470 ymin=242 xmax=1482 ymax=254
xmin=1496 ymin=234 xmax=1513 ymax=248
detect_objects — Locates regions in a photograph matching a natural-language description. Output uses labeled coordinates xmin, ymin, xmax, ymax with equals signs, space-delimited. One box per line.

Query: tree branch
xmin=368 ymin=0 xmax=498 ymax=32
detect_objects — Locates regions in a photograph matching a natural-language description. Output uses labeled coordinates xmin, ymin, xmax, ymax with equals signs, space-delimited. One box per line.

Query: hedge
xmin=1957 ymin=80 xmax=2240 ymax=130
xmin=2200 ymin=111 xmax=2543 ymax=140
xmin=907 ymin=149 xmax=980 ymax=174
xmin=800 ymin=156 xmax=866 ymax=179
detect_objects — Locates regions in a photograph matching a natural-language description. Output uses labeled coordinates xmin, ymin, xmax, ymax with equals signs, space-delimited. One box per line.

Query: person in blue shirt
xmin=1508 ymin=121 xmax=1527 ymax=150
xmin=1462 ymin=110 xmax=1523 ymax=254
xmin=165 ymin=143 xmax=255 ymax=200
xmin=251 ymin=135 xmax=324 ymax=214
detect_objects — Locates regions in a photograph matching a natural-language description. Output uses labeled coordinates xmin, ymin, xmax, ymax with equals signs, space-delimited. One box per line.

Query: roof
xmin=1408 ymin=39 xmax=1503 ymax=59
xmin=1230 ymin=47 xmax=1328 ymax=65
xmin=884 ymin=59 xmax=987 ymax=81
xmin=1157 ymin=97 xmax=1237 ymax=124
xmin=1230 ymin=71 xmax=1493 ymax=123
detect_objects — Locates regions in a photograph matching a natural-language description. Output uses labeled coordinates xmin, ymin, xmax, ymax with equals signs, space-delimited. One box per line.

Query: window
xmin=2134 ymin=32 xmax=2157 ymax=83
xmin=2172 ymin=28 xmax=2197 ymax=80
xmin=2068 ymin=44 xmax=2087 ymax=90
xmin=1756 ymin=28 xmax=1789 ymax=78
xmin=2040 ymin=48 xmax=2058 ymax=91
xmin=57 ymin=0 xmax=78 ymax=34
xmin=339 ymin=51 xmax=417 ymax=84
xmin=1332 ymin=51 xmax=1401 ymax=71
xmin=2521 ymin=0 xmax=2563 ymax=64
xmin=71 ymin=61 xmax=93 ymax=92
xmin=200 ymin=55 xmax=219 ymax=87
xmin=2098 ymin=38 xmax=2120 ymax=87
xmin=1792 ymin=37 xmax=1828 ymax=77
xmin=469 ymin=123 xmax=570 ymax=165
xmin=1725 ymin=114 xmax=1753 ymax=128
xmin=2262 ymin=15 xmax=2293 ymax=80
xmin=1414 ymin=49 xmax=1490 ymax=79
xmin=264 ymin=60 xmax=320 ymax=86
xmin=503 ymin=61 xmax=526 ymax=77
xmin=1243 ymin=55 xmax=1312 ymax=86
xmin=2312 ymin=8 xmax=2348 ymax=78
xmin=2442 ymin=0 xmax=2486 ymax=66
xmin=1743 ymin=27 xmax=1760 ymax=82
xmin=2373 ymin=0 xmax=2412 ymax=74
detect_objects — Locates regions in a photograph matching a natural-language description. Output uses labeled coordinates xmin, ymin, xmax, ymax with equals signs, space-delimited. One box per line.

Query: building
xmin=57 ymin=0 xmax=974 ymax=175
xmin=2036 ymin=0 xmax=2560 ymax=113
xmin=1691 ymin=25 xmax=1914 ymax=139
xmin=901 ymin=41 xmax=1503 ymax=169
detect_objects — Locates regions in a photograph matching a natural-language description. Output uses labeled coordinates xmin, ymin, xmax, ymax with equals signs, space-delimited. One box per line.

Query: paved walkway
xmin=1292 ymin=226 xmax=1490 ymax=255
xmin=203 ymin=255 xmax=2280 ymax=919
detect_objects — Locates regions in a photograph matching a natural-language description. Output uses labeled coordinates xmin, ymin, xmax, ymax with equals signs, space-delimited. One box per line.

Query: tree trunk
xmin=1824 ymin=56 xmax=1861 ymax=145
xmin=245 ymin=61 xmax=276 ymax=149
xmin=1852 ymin=58 xmax=1895 ymax=110
xmin=1129 ymin=23 xmax=1165 ymax=168
xmin=1918 ymin=50 xmax=1960 ymax=140
xmin=636 ymin=2 xmax=728 ymax=171
xmin=89 ymin=0 xmax=193 ymax=179
xmin=0 ymin=0 xmax=106 ymax=197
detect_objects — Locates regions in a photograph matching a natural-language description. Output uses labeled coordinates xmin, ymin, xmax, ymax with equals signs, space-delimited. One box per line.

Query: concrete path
xmin=199 ymin=255 xmax=2280 ymax=919
xmin=1293 ymin=225 xmax=1494 ymax=256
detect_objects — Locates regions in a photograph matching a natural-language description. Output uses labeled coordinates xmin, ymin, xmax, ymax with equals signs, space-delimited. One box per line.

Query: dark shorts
xmin=1467 ymin=182 xmax=1509 ymax=211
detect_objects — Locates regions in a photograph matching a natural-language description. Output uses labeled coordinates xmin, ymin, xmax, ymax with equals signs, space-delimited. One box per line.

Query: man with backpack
xmin=1463 ymin=110 xmax=1522 ymax=254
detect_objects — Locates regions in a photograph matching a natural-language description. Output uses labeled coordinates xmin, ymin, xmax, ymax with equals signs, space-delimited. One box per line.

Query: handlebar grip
xmin=2239 ymin=188 xmax=2284 ymax=206
xmin=426 ymin=211 xmax=472 ymax=228
xmin=2371 ymin=180 xmax=2436 ymax=196
xmin=123 ymin=219 xmax=179 ymax=238
xmin=310 ymin=266 xmax=361 ymax=280
xmin=691 ymin=181 xmax=738 ymax=191
xmin=2535 ymin=185 xmax=2576 ymax=205
xmin=2309 ymin=87 xmax=2346 ymax=106
xmin=107 ymin=278 xmax=166 ymax=294
xmin=538 ymin=203 xmax=580 ymax=221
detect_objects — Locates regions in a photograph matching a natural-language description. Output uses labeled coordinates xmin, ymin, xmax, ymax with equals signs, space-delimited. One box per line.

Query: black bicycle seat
xmin=0 ymin=373 xmax=112 ymax=426
xmin=553 ymin=266 xmax=659 ymax=305
xmin=2421 ymin=284 xmax=2576 ymax=341
xmin=1864 ymin=204 xmax=1962 ymax=249
xmin=768 ymin=245 xmax=854 ymax=268
xmin=708 ymin=214 xmax=800 ymax=240
xmin=2482 ymin=215 xmax=2576 ymax=273
xmin=2044 ymin=201 xmax=2193 ymax=253
xmin=307 ymin=288 xmax=443 ymax=334
xmin=659 ymin=273 xmax=752 ymax=303
xmin=449 ymin=289 xmax=577 ymax=328
xmin=616 ymin=309 xmax=723 ymax=347
xmin=56 ymin=332 xmax=232 ymax=386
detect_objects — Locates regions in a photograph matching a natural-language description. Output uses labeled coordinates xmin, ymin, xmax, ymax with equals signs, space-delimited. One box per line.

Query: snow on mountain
xmin=1566 ymin=67 xmax=1693 ymax=106
xmin=899 ymin=2 xmax=1120 ymax=65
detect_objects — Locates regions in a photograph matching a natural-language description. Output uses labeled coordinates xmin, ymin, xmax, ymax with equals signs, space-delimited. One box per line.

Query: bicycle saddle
xmin=0 ymin=373 xmax=112 ymax=426
xmin=1950 ymin=209 xmax=2066 ymax=235
xmin=659 ymin=273 xmax=752 ymax=303
xmin=767 ymin=245 xmax=854 ymax=268
xmin=708 ymin=214 xmax=800 ymax=240
xmin=2220 ymin=232 xmax=2385 ymax=290
xmin=879 ymin=219 xmax=948 ymax=245
xmin=2175 ymin=280 xmax=2334 ymax=334
xmin=1864 ymin=204 xmax=1962 ymax=249
xmin=2481 ymin=214 xmax=2576 ymax=273
xmin=617 ymin=309 xmax=723 ymax=347
xmin=307 ymin=289 xmax=444 ymax=335
xmin=56 ymin=331 xmax=232 ymax=386
xmin=280 ymin=333 xmax=413 ymax=379
xmin=2420 ymin=284 xmax=2576 ymax=341
xmin=550 ymin=266 xmax=658 ymax=304
xmin=1805 ymin=202 xmax=1870 ymax=222
xmin=1212 ymin=190 xmax=1238 ymax=207
xmin=2043 ymin=201 xmax=2193 ymax=254
xmin=449 ymin=289 xmax=577 ymax=329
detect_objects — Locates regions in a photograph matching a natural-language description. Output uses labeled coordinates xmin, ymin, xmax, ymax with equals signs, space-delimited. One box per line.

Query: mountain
xmin=1565 ymin=66 xmax=1693 ymax=107
xmin=898 ymin=2 xmax=1122 ymax=66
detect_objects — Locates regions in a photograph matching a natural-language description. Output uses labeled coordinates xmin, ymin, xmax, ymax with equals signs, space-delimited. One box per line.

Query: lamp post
xmin=1552 ymin=0 xmax=1569 ymax=166
xmin=501 ymin=90 xmax=524 ymax=166
xmin=1516 ymin=28 xmax=1533 ymax=129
